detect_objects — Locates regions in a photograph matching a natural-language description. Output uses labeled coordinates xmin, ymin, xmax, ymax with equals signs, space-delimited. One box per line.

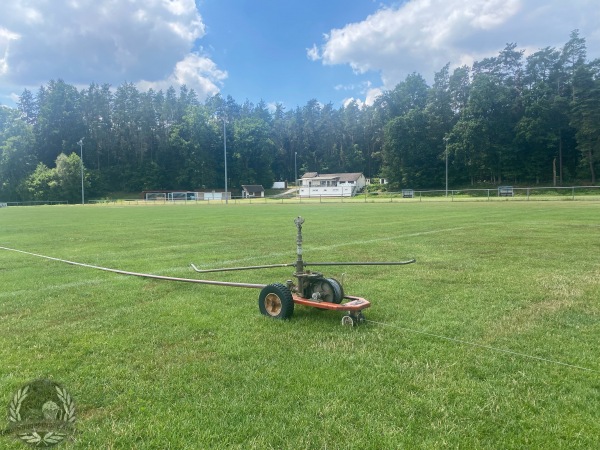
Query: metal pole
xmin=294 ymin=216 xmax=305 ymax=273
xmin=445 ymin=139 xmax=449 ymax=197
xmin=78 ymin=138 xmax=84 ymax=205
xmin=223 ymin=119 xmax=228 ymax=204
xmin=294 ymin=152 xmax=297 ymax=187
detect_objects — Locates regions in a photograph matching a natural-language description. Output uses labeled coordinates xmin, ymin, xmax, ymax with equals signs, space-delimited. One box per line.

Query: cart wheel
xmin=259 ymin=283 xmax=294 ymax=319
xmin=341 ymin=315 xmax=354 ymax=327
xmin=309 ymin=278 xmax=344 ymax=304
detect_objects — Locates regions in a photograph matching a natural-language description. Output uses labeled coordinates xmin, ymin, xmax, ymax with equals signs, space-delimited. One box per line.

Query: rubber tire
xmin=258 ymin=283 xmax=294 ymax=319
xmin=341 ymin=315 xmax=354 ymax=326
xmin=309 ymin=278 xmax=344 ymax=304
xmin=327 ymin=278 xmax=345 ymax=304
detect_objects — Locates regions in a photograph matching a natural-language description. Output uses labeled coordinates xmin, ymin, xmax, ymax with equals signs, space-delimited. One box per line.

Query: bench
xmin=498 ymin=186 xmax=514 ymax=197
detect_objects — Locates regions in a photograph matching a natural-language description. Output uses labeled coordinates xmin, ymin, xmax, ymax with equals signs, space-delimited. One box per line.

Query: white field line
xmin=0 ymin=226 xmax=465 ymax=277
xmin=0 ymin=278 xmax=107 ymax=298
xmin=194 ymin=226 xmax=468 ymax=269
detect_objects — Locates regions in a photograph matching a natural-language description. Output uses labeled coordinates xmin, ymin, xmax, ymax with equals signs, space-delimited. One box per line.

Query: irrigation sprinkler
xmin=191 ymin=216 xmax=415 ymax=326
xmin=1 ymin=217 xmax=415 ymax=327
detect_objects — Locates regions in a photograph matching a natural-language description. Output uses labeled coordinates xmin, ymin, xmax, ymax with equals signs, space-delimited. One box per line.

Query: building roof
xmin=241 ymin=185 xmax=265 ymax=193
xmin=301 ymin=172 xmax=363 ymax=182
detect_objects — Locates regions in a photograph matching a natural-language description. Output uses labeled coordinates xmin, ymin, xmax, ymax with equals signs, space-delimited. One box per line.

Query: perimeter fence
xmin=1 ymin=200 xmax=69 ymax=207
xmin=3 ymin=186 xmax=599 ymax=207
xmin=91 ymin=185 xmax=600 ymax=205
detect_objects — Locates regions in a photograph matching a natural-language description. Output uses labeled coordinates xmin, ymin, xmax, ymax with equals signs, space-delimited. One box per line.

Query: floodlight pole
xmin=78 ymin=138 xmax=85 ymax=205
xmin=294 ymin=152 xmax=297 ymax=187
xmin=444 ymin=135 xmax=449 ymax=197
xmin=223 ymin=119 xmax=228 ymax=204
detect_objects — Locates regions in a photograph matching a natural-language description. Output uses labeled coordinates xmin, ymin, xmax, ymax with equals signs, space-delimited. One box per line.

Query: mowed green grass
xmin=1 ymin=202 xmax=599 ymax=449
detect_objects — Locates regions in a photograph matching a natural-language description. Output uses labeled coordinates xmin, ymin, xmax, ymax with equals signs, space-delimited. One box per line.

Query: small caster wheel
xmin=341 ymin=315 xmax=354 ymax=327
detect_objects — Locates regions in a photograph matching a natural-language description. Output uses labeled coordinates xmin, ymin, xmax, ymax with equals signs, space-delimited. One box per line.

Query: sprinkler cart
xmin=192 ymin=216 xmax=416 ymax=326
xmin=1 ymin=217 xmax=415 ymax=327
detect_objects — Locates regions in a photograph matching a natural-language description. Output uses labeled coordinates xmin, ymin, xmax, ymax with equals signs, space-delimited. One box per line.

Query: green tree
xmin=339 ymin=100 xmax=363 ymax=172
xmin=0 ymin=107 xmax=36 ymax=200
xmin=55 ymin=152 xmax=86 ymax=202
xmin=451 ymin=73 xmax=520 ymax=184
xmin=426 ymin=64 xmax=456 ymax=186
xmin=362 ymin=105 xmax=386 ymax=179
xmin=25 ymin=162 xmax=58 ymax=200
xmin=17 ymin=89 xmax=37 ymax=125
xmin=570 ymin=65 xmax=600 ymax=183
xmin=231 ymin=117 xmax=276 ymax=188
xmin=561 ymin=30 xmax=587 ymax=101
xmin=81 ymin=83 xmax=113 ymax=171
xmin=518 ymin=47 xmax=570 ymax=183
xmin=24 ymin=153 xmax=87 ymax=202
xmin=380 ymin=73 xmax=429 ymax=119
xmin=448 ymin=66 xmax=471 ymax=114
xmin=270 ymin=103 xmax=293 ymax=182
xmin=34 ymin=80 xmax=85 ymax=167
xmin=383 ymin=109 xmax=439 ymax=189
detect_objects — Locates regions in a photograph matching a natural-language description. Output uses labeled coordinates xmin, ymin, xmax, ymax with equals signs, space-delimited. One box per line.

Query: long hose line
xmin=0 ymin=246 xmax=266 ymax=289
xmin=366 ymin=319 xmax=597 ymax=373
xmin=2 ymin=245 xmax=596 ymax=373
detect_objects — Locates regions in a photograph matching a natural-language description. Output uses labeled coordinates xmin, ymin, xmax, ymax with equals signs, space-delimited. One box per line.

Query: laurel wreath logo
xmin=8 ymin=385 xmax=29 ymax=423
xmin=55 ymin=386 xmax=76 ymax=424
xmin=7 ymin=381 xmax=75 ymax=448
xmin=17 ymin=431 xmax=68 ymax=446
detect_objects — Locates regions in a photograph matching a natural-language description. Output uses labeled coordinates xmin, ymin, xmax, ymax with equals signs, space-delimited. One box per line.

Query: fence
xmin=395 ymin=185 xmax=600 ymax=202
xmin=1 ymin=200 xmax=69 ymax=206
xmin=93 ymin=185 xmax=600 ymax=205
xmin=3 ymin=186 xmax=599 ymax=207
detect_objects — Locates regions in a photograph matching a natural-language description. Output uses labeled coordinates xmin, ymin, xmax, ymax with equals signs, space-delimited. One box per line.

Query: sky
xmin=1 ymin=0 xmax=600 ymax=111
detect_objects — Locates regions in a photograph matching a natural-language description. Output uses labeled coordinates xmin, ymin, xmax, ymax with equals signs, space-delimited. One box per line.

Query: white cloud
xmin=0 ymin=0 xmax=224 ymax=101
xmin=315 ymin=0 xmax=521 ymax=83
xmin=365 ymin=87 xmax=383 ymax=106
xmin=312 ymin=0 xmax=600 ymax=102
xmin=334 ymin=81 xmax=382 ymax=107
xmin=265 ymin=102 xmax=279 ymax=114
xmin=306 ymin=44 xmax=320 ymax=62
xmin=0 ymin=27 xmax=20 ymax=76
xmin=343 ymin=87 xmax=382 ymax=109
xmin=138 ymin=53 xmax=227 ymax=97
xmin=162 ymin=0 xmax=195 ymax=16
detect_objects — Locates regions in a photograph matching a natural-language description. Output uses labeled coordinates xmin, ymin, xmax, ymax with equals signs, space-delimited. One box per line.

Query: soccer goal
xmin=145 ymin=192 xmax=166 ymax=201
xmin=167 ymin=192 xmax=198 ymax=201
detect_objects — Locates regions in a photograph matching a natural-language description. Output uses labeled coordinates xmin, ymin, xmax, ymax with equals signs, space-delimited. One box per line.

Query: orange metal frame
xmin=292 ymin=294 xmax=371 ymax=312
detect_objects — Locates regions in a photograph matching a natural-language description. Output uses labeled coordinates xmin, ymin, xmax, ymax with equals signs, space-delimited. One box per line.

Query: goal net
xmin=145 ymin=192 xmax=166 ymax=201
xmin=168 ymin=192 xmax=197 ymax=201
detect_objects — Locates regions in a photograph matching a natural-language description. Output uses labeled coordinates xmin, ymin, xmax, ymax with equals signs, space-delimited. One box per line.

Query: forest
xmin=0 ymin=31 xmax=599 ymax=202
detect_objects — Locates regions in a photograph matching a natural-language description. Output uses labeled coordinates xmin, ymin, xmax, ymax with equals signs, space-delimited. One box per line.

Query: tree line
xmin=1 ymin=30 xmax=598 ymax=202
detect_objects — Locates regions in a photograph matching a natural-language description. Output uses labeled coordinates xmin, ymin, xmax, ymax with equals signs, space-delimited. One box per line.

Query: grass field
xmin=1 ymin=202 xmax=599 ymax=449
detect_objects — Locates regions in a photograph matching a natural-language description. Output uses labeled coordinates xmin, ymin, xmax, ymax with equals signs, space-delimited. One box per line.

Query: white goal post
xmin=145 ymin=192 xmax=199 ymax=201
xmin=145 ymin=192 xmax=166 ymax=201
xmin=167 ymin=192 xmax=198 ymax=201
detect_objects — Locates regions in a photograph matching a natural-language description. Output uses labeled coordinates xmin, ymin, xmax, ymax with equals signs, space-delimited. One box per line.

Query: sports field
xmin=1 ymin=202 xmax=599 ymax=448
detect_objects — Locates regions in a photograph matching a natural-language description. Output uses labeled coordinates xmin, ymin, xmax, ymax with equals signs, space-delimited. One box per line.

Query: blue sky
xmin=197 ymin=0 xmax=386 ymax=107
xmin=1 ymin=0 xmax=600 ymax=110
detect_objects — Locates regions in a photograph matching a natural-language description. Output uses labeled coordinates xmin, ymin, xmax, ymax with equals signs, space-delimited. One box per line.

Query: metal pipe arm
xmin=304 ymin=259 xmax=416 ymax=266
xmin=190 ymin=263 xmax=295 ymax=273
xmin=190 ymin=259 xmax=416 ymax=273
